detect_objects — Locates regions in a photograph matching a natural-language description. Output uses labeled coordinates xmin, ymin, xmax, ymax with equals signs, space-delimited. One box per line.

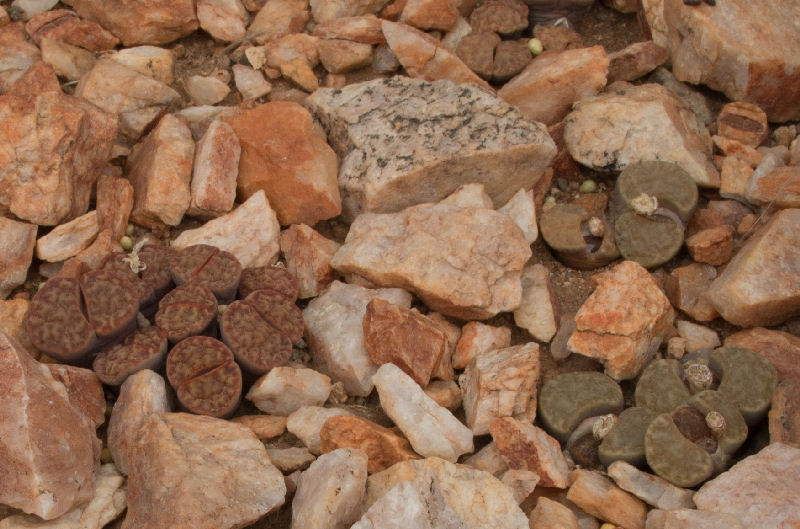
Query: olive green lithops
xmin=644 ymin=413 xmax=714 ymax=487
xmin=539 ymin=204 xmax=619 ymax=270
xmin=615 ymin=161 xmax=699 ymax=223
xmin=635 ymin=359 xmax=692 ymax=414
xmin=614 ymin=211 xmax=685 ymax=269
xmin=710 ymin=346 xmax=778 ymax=426
xmin=598 ymin=406 xmax=658 ymax=468
xmin=538 ymin=371 xmax=624 ymax=442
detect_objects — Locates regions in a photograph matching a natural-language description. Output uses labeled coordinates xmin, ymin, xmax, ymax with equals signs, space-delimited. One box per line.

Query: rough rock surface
xmin=61 ymin=0 xmax=199 ymax=45
xmin=331 ymin=203 xmax=531 ymax=320
xmin=0 ymin=23 xmax=41 ymax=92
xmin=0 ymin=218 xmax=36 ymax=299
xmin=645 ymin=509 xmax=745 ymax=529
xmin=0 ymin=300 xmax=35 ymax=357
xmin=497 ymin=45 xmax=609 ymax=126
xmin=608 ymin=461 xmax=695 ymax=510
xmin=188 ymin=119 xmax=240 ymax=218
xmin=287 ymin=405 xmax=354 ymax=455
xmin=357 ymin=457 xmax=528 ymax=529
xmin=373 ymin=363 xmax=473 ymax=462
xmin=310 ymin=0 xmax=386 ymax=23
xmin=489 ymin=417 xmax=570 ymax=488
xmin=514 ymin=263 xmax=558 ymax=343
xmin=693 ymin=443 xmax=800 ymax=529
xmin=568 ymin=261 xmax=676 ymax=381
xmin=246 ymin=366 xmax=331 ymax=416
xmin=563 ymin=83 xmax=719 ymax=188
xmin=303 ymin=281 xmax=413 ymax=396
xmin=725 ymin=328 xmax=800 ymax=382
xmin=320 ymin=415 xmax=419 ymax=473
xmin=567 ymin=469 xmax=647 ymax=529
xmin=663 ymin=0 xmax=800 ymax=122
xmin=96 ymin=174 xmax=134 ymax=241
xmin=196 ymin=0 xmax=248 ymax=42
xmin=0 ymin=332 xmax=98 ymax=520
xmin=280 ymin=224 xmax=340 ymax=299
xmin=460 ymin=343 xmax=540 ymax=435
xmin=706 ymin=208 xmax=800 ymax=327
xmin=307 ymin=76 xmax=556 ymax=219
xmin=35 ymin=210 xmax=99 ymax=263
xmin=172 ymin=190 xmax=281 ymax=268
xmin=122 ymin=412 xmax=286 ymax=529
xmin=0 ymin=90 xmax=116 ymax=225
xmin=453 ymin=321 xmax=511 ymax=370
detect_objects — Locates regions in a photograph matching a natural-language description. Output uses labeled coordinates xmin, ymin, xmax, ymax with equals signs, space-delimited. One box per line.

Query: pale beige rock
xmin=490 ymin=417 xmax=570 ymax=488
xmin=608 ymin=461 xmax=695 ymax=510
xmin=423 ymin=379 xmax=462 ymax=411
xmin=381 ymin=20 xmax=490 ymax=89
xmin=707 ymin=208 xmax=800 ymax=327
xmin=358 ymin=457 xmax=528 ymax=529
xmin=246 ymin=366 xmax=331 ymax=416
xmin=35 ymin=211 xmax=99 ymax=263
xmin=126 ymin=114 xmax=194 ymax=229
xmin=453 ymin=321 xmax=511 ymax=370
xmin=197 ymin=0 xmax=248 ymax=42
xmin=232 ymin=64 xmax=271 ymax=100
xmin=262 ymin=33 xmax=320 ymax=69
xmin=400 ymin=0 xmax=459 ymax=31
xmin=498 ymin=187 xmax=538 ymax=244
xmin=176 ymin=105 xmax=238 ymax=141
xmin=311 ymin=14 xmax=385 ymax=44
xmin=331 ymin=203 xmax=531 ymax=320
xmin=514 ymin=263 xmax=558 ymax=343
xmin=567 ymin=261 xmax=676 ymax=381
xmin=229 ymin=415 xmax=286 ymax=439
xmin=122 ymin=413 xmax=285 ymax=529
xmin=107 ymin=46 xmax=174 ymax=84
xmin=280 ymin=224 xmax=340 ymax=299
xmin=188 ymin=119 xmax=240 ymax=218
xmin=460 ymin=343 xmax=539 ymax=435
xmin=663 ymin=0 xmax=800 ymax=122
xmin=528 ymin=497 xmax=580 ymax=529
xmin=286 ymin=405 xmax=354 ymax=455
xmin=498 ymin=46 xmax=609 ymax=126
xmin=248 ymin=0 xmax=309 ymax=44
xmin=0 ymin=90 xmax=116 ymax=226
xmin=0 ymin=300 xmax=35 ymax=357
xmin=563 ymin=84 xmax=719 ymax=188
xmin=307 ymin=76 xmax=555 ymax=219
xmin=266 ymin=447 xmax=315 ymax=473
xmin=567 ymin=470 xmax=647 ymax=529
xmin=62 ymin=0 xmax=198 ymax=46
xmin=310 ymin=0 xmax=388 ymax=23
xmin=693 ymin=443 xmax=800 ymax=529
xmin=0 ymin=332 xmax=98 ymax=520
xmin=171 ymin=190 xmax=281 ymax=268
xmin=292 ymin=448 xmax=368 ymax=529
xmin=0 ymin=218 xmax=36 ymax=299
xmin=440 ymin=182 xmax=494 ymax=209
xmin=373 ymin=362 xmax=473 ymax=462
xmin=607 ymin=40 xmax=668 ymax=83
xmin=303 ymin=281 xmax=412 ymax=396
xmin=440 ymin=15 xmax=471 ymax=51
xmin=499 ymin=469 xmax=539 ymax=503
xmin=462 ymin=441 xmax=508 ymax=476
xmin=96 ymin=174 xmax=134 ymax=241
xmin=0 ymin=22 xmax=40 ymax=92
xmin=318 ymin=38 xmax=373 ymax=73
xmin=75 ymin=58 xmax=179 ymax=139
xmin=641 ymin=0 xmax=667 ymax=48
xmin=645 ymin=509 xmax=745 ymax=529
xmin=185 ymin=74 xmax=230 ymax=106
xmin=0 ymin=464 xmax=126 ymax=529
xmin=107 ymin=369 xmax=170 ymax=476
xmin=675 ymin=320 xmax=719 ymax=353
xmin=39 ymin=37 xmax=95 ymax=81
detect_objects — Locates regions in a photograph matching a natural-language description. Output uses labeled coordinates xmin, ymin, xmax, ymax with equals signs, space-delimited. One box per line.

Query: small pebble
xmin=528 ymin=38 xmax=544 ymax=55
xmin=126 ymin=223 xmax=135 ymax=236
xmin=556 ymin=177 xmax=569 ymax=191
xmin=100 ymin=447 xmax=113 ymax=464
xmin=120 ymin=236 xmax=133 ymax=250
xmin=580 ymin=180 xmax=597 ymax=193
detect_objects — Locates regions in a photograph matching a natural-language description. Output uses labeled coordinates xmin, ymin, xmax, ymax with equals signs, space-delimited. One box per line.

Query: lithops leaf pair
xmin=170 ymin=244 xmax=242 ymax=304
xmin=100 ymin=243 xmax=174 ymax=313
xmin=540 ymin=204 xmax=619 ymax=269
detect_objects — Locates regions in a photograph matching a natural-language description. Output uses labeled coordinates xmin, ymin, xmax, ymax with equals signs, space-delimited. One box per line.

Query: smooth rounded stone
xmin=170 ymin=244 xmax=242 ymax=304
xmin=246 ymin=366 xmax=330 ymax=416
xmin=238 ymin=265 xmax=299 ymax=301
xmin=539 ymin=371 xmax=624 ymax=443
xmin=292 ymin=448 xmax=368 ymax=529
xmin=166 ymin=336 xmax=242 ymax=418
xmin=644 ymin=413 xmax=714 ymax=487
xmin=229 ymin=414 xmax=287 ymax=440
xmin=539 ymin=204 xmax=619 ymax=270
xmin=710 ymin=346 xmax=778 ymax=426
xmin=634 ymin=359 xmax=692 ymax=414
xmin=265 ymin=446 xmax=315 ymax=473
xmin=92 ymin=326 xmax=168 ymax=386
xmin=154 ymin=283 xmax=218 ymax=344
xmin=608 ymin=461 xmax=695 ymax=512
xmin=80 ymin=269 xmax=138 ymax=342
xmin=492 ymin=39 xmax=532 ymax=84
xmin=599 ymin=406 xmax=659 ymax=468
xmin=688 ymin=390 xmax=747 ymax=458
xmin=615 ymin=161 xmax=699 ymax=223
xmin=244 ymin=288 xmax=304 ymax=343
xmin=287 ymin=405 xmax=355 ymax=455
xmin=614 ymin=211 xmax=684 ymax=269
xmin=35 ymin=210 xmax=100 ymax=263
xmin=219 ymin=300 xmax=292 ymax=376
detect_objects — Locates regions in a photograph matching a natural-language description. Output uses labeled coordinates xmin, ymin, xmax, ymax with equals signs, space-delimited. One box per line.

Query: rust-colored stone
xmin=96 ymin=174 xmax=134 ymax=241
xmin=280 ymin=224 xmax=340 ymax=299
xmin=490 ymin=416 xmax=570 ymax=488
xmin=320 ymin=415 xmax=419 ymax=473
xmin=25 ymin=9 xmax=120 ymax=51
xmin=664 ymin=263 xmax=719 ymax=322
xmin=769 ymin=378 xmax=800 ymax=448
xmin=685 ymin=225 xmax=735 ymax=266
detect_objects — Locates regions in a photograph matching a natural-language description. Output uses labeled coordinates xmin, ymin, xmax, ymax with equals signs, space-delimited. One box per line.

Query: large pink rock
xmin=0 ymin=23 xmax=41 ymax=93
xmin=62 ymin=0 xmax=199 ymax=45
xmin=498 ymin=46 xmax=609 ymax=126
xmin=226 ymin=101 xmax=341 ymax=226
xmin=0 ymin=332 xmax=98 ymax=520
xmin=568 ymin=261 xmax=675 ymax=380
xmin=663 ymin=0 xmax=800 ymax=122
xmin=0 ymin=90 xmax=116 ymax=225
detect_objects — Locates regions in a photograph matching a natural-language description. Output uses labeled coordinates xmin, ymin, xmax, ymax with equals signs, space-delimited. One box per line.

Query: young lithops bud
xmin=592 ymin=414 xmax=618 ymax=441
xmin=527 ymin=38 xmax=543 ymax=55
xmin=684 ymin=362 xmax=714 ymax=393
xmin=705 ymin=410 xmax=727 ymax=438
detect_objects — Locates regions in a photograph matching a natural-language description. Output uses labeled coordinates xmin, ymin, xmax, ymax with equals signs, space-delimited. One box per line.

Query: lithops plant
xmin=598 ymin=406 xmax=659 ymax=468
xmin=645 ymin=410 xmax=715 ymax=487
xmin=166 ymin=336 xmax=242 ymax=418
xmin=634 ymin=359 xmax=692 ymax=414
xmin=539 ymin=203 xmax=619 ymax=269
xmin=238 ymin=265 xmax=299 ymax=301
xmin=80 ymin=269 xmax=139 ymax=342
xmin=100 ymin=243 xmax=175 ymax=313
xmin=154 ymin=283 xmax=218 ymax=344
xmin=710 ymin=346 xmax=778 ymax=425
xmin=93 ymin=326 xmax=169 ymax=386
xmin=220 ymin=299 xmax=293 ymax=377
xmin=243 ymin=288 xmax=304 ymax=343
xmin=170 ymin=244 xmax=242 ymax=304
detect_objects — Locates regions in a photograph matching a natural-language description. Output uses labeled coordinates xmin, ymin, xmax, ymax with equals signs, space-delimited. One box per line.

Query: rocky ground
xmin=1 ymin=0 xmax=800 ymax=528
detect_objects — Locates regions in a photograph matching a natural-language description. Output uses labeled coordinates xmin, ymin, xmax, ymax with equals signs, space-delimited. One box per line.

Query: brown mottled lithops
xmin=219 ymin=300 xmax=292 ymax=376
xmin=170 ymin=244 xmax=242 ymax=303
xmin=166 ymin=336 xmax=242 ymax=418
xmin=710 ymin=346 xmax=778 ymax=426
xmin=93 ymin=326 xmax=169 ymax=386
xmin=100 ymin=243 xmax=175 ymax=312
xmin=469 ymin=0 xmax=529 ymax=36
xmin=238 ymin=265 xmax=299 ymax=301
xmin=155 ymin=283 xmax=218 ymax=344
xmin=538 ymin=371 xmax=624 ymax=442
xmin=634 ymin=359 xmax=692 ymax=414
xmin=80 ymin=269 xmax=139 ymax=342
xmin=243 ymin=289 xmax=304 ymax=343
xmin=540 ymin=203 xmax=619 ymax=269
xmin=598 ymin=406 xmax=658 ymax=468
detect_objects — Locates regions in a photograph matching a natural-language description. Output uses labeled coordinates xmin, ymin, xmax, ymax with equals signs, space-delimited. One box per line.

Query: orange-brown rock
xmin=311 ymin=15 xmax=385 ymax=43
xmin=25 ymin=9 xmax=120 ymax=51
xmin=96 ymin=174 xmax=134 ymax=241
xmin=498 ymin=45 xmax=608 ymax=126
xmin=280 ymin=223 xmax=340 ymax=299
xmin=0 ymin=299 xmax=36 ymax=358
xmin=607 ymin=40 xmax=668 ymax=83
xmin=62 ymin=0 xmax=198 ymax=46
xmin=188 ymin=119 xmax=240 ymax=218
xmin=725 ymin=328 xmax=800 ymax=383
xmin=453 ymin=321 xmax=511 ymax=369
xmin=318 ymin=38 xmax=373 ymax=73
xmin=566 ymin=469 xmax=647 ymax=529
xmin=0 ymin=22 xmax=41 ymax=93
xmin=399 ymin=0 xmax=459 ymax=31
xmin=716 ymin=101 xmax=769 ymax=148
xmin=719 ymin=155 xmax=753 ymax=201
xmin=685 ymin=225 xmax=735 ymax=266
xmin=226 ymin=101 xmax=341 ymax=226
xmin=5 ymin=61 xmax=60 ymax=97
xmin=0 ymin=217 xmax=36 ymax=299
xmin=490 ymin=416 xmax=570 ymax=488
xmin=747 ymin=166 xmax=800 ymax=209
xmin=248 ymin=0 xmax=309 ymax=44
xmin=46 ymin=363 xmax=106 ymax=429
xmin=769 ymin=378 xmax=800 ymax=448
xmin=230 ymin=414 xmax=288 ymax=440
xmin=363 ymin=298 xmax=448 ymax=387
xmin=319 ymin=415 xmax=419 ymax=473
xmin=664 ymin=263 xmax=719 ymax=322
xmin=423 ymin=379 xmax=462 ymax=410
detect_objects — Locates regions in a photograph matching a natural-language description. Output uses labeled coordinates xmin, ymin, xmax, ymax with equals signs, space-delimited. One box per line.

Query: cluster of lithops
xmin=539 ymin=346 xmax=777 ymax=487
xmin=24 ymin=243 xmax=304 ymax=418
